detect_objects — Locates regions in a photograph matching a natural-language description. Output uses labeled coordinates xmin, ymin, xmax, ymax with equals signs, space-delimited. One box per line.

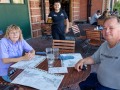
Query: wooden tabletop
xmin=8 ymin=58 xmax=91 ymax=90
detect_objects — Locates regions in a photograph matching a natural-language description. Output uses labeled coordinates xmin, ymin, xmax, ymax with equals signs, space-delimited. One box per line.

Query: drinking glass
xmin=46 ymin=48 xmax=52 ymax=55
xmin=53 ymin=48 xmax=59 ymax=59
xmin=47 ymin=54 xmax=54 ymax=68
xmin=46 ymin=48 xmax=54 ymax=68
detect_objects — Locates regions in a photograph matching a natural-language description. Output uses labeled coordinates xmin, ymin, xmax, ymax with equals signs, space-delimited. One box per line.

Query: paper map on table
xmin=60 ymin=53 xmax=82 ymax=67
xmin=11 ymin=68 xmax=64 ymax=90
xmin=10 ymin=55 xmax=46 ymax=69
xmin=48 ymin=67 xmax=68 ymax=73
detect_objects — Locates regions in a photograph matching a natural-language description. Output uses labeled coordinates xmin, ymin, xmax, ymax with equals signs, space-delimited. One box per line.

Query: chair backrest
xmin=41 ymin=23 xmax=51 ymax=35
xmin=85 ymin=30 xmax=102 ymax=46
xmin=97 ymin=19 xmax=104 ymax=26
xmin=71 ymin=25 xmax=80 ymax=34
xmin=52 ymin=40 xmax=75 ymax=54
xmin=0 ymin=30 xmax=4 ymax=40
xmin=88 ymin=17 xmax=91 ymax=24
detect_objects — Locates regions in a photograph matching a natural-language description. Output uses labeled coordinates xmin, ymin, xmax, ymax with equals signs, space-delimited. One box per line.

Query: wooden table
xmin=6 ymin=59 xmax=91 ymax=90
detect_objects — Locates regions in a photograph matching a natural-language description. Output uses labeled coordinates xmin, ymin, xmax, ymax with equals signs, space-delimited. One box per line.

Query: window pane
xmin=0 ymin=0 xmax=10 ymax=3
xmin=13 ymin=0 xmax=24 ymax=4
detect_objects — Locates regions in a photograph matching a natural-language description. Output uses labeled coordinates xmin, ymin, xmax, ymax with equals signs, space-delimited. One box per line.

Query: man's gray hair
xmin=104 ymin=15 xmax=120 ymax=24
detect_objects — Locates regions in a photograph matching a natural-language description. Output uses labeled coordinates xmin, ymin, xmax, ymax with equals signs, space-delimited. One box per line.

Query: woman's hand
xmin=23 ymin=52 xmax=35 ymax=60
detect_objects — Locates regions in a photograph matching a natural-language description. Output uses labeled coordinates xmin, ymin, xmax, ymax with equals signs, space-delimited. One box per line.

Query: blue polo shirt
xmin=48 ymin=10 xmax=68 ymax=34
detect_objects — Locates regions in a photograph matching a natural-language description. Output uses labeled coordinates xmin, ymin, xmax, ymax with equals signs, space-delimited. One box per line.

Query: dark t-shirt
xmin=48 ymin=10 xmax=68 ymax=33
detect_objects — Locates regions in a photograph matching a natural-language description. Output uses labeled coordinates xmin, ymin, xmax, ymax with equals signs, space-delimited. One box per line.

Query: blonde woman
xmin=0 ymin=24 xmax=35 ymax=82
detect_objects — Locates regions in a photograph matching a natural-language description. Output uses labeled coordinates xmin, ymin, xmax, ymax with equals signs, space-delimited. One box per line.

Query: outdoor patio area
xmin=28 ymin=22 xmax=100 ymax=58
xmin=27 ymin=38 xmax=98 ymax=58
xmin=0 ymin=0 xmax=120 ymax=89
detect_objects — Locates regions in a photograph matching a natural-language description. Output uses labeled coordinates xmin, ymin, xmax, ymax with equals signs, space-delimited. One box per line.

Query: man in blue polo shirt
xmin=48 ymin=1 xmax=69 ymax=40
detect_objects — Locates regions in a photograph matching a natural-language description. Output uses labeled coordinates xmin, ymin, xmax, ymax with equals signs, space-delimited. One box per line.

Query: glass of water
xmin=46 ymin=48 xmax=52 ymax=55
xmin=47 ymin=54 xmax=55 ymax=68
xmin=46 ymin=48 xmax=55 ymax=68
xmin=53 ymin=48 xmax=59 ymax=59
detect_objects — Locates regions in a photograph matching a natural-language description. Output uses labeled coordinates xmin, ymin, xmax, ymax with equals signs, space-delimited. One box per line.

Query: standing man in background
xmin=48 ymin=0 xmax=69 ymax=40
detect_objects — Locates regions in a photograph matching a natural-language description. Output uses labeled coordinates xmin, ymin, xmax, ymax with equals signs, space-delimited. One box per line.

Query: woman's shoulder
xmin=20 ymin=39 xmax=28 ymax=44
xmin=1 ymin=38 xmax=8 ymax=42
xmin=0 ymin=38 xmax=10 ymax=45
xmin=49 ymin=10 xmax=55 ymax=16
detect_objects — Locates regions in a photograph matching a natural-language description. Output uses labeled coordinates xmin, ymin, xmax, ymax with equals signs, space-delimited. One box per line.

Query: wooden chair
xmin=0 ymin=34 xmax=4 ymax=40
xmin=71 ymin=24 xmax=86 ymax=40
xmin=88 ymin=17 xmax=91 ymax=24
xmin=86 ymin=30 xmax=103 ymax=46
xmin=97 ymin=19 xmax=104 ymax=26
xmin=41 ymin=23 xmax=52 ymax=39
xmin=85 ymin=30 xmax=104 ymax=55
xmin=52 ymin=40 xmax=75 ymax=54
xmin=0 ymin=30 xmax=4 ymax=40
xmin=71 ymin=24 xmax=89 ymax=53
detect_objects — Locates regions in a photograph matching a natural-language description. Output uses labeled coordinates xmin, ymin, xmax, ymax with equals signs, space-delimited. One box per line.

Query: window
xmin=13 ymin=0 xmax=24 ymax=4
xmin=0 ymin=0 xmax=10 ymax=3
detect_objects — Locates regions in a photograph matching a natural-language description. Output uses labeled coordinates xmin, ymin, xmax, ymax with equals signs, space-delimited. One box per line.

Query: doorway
xmin=49 ymin=0 xmax=71 ymax=21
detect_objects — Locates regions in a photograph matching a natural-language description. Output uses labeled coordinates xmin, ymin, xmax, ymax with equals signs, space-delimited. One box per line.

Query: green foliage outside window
xmin=113 ymin=1 xmax=120 ymax=15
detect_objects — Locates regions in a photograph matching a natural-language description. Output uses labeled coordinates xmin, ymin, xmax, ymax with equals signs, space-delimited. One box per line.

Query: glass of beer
xmin=47 ymin=17 xmax=52 ymax=23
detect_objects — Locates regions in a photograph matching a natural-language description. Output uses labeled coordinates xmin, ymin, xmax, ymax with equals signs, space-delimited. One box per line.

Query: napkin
xmin=35 ymin=52 xmax=46 ymax=55
xmin=2 ymin=75 xmax=12 ymax=82
xmin=59 ymin=55 xmax=74 ymax=60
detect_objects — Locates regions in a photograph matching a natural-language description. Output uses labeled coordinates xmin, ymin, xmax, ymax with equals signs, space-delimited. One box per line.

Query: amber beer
xmin=47 ymin=17 xmax=52 ymax=23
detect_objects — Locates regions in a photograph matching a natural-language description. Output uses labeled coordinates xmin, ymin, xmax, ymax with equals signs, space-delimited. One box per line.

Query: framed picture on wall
xmin=0 ymin=0 xmax=10 ymax=3
xmin=13 ymin=0 xmax=24 ymax=4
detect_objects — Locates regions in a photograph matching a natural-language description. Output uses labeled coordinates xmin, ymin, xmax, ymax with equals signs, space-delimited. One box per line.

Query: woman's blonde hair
xmin=4 ymin=24 xmax=23 ymax=40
